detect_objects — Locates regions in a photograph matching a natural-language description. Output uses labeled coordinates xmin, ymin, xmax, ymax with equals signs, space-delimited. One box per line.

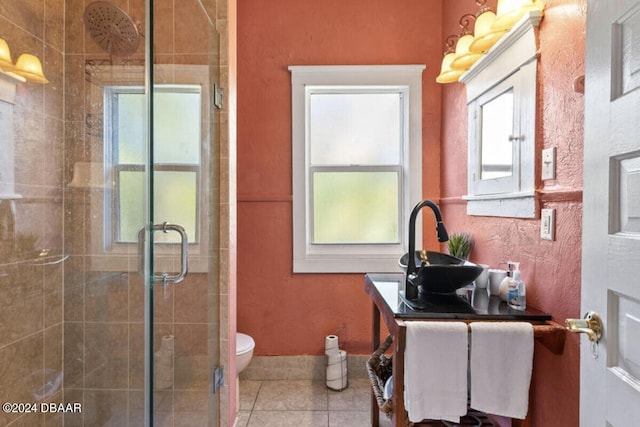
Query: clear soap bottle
xmin=499 ymin=261 xmax=518 ymax=302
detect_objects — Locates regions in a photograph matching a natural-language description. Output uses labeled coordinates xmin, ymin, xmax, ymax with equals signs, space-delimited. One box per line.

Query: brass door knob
xmin=565 ymin=311 xmax=603 ymax=343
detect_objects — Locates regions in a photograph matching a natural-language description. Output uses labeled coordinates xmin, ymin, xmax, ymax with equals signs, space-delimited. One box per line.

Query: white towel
xmin=404 ymin=321 xmax=468 ymax=423
xmin=470 ymin=322 xmax=534 ymax=419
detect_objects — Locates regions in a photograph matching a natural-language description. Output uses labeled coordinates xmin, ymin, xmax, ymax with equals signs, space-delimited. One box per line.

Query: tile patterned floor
xmin=236 ymin=379 xmax=393 ymax=427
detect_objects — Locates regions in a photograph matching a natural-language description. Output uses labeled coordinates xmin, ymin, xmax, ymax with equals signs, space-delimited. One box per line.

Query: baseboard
xmin=239 ymin=355 xmax=369 ymax=381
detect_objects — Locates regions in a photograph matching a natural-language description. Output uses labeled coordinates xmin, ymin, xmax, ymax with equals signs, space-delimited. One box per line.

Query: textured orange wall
xmin=237 ymin=0 xmax=444 ymax=355
xmin=440 ymin=1 xmax=585 ymax=426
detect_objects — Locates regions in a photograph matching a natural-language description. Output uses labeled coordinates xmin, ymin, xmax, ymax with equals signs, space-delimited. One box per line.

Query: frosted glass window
xmin=309 ymin=92 xmax=401 ymax=165
xmin=151 ymin=171 xmax=197 ymax=242
xmin=154 ymin=91 xmax=201 ymax=164
xmin=118 ymin=171 xmax=145 ymax=241
xmin=116 ymin=93 xmax=145 ymax=164
xmin=108 ymin=85 xmax=201 ymax=244
xmin=312 ymin=171 xmax=399 ymax=244
xmin=115 ymin=89 xmax=200 ymax=165
xmin=117 ymin=171 xmax=197 ymax=243
xmin=306 ymin=89 xmax=404 ymax=246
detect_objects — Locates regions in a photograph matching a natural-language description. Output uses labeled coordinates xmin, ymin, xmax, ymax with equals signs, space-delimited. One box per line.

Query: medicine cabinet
xmin=461 ymin=10 xmax=542 ymax=218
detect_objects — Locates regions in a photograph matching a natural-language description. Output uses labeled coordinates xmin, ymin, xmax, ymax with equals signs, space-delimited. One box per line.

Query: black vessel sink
xmin=399 ymin=250 xmax=483 ymax=295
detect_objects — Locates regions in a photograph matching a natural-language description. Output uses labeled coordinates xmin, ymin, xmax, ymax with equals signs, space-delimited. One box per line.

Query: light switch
xmin=541 ymin=208 xmax=555 ymax=240
xmin=542 ymin=147 xmax=556 ymax=180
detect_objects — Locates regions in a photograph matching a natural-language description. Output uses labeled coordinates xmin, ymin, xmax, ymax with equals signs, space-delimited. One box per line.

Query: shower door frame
xmin=142 ymin=1 xmax=154 ymax=423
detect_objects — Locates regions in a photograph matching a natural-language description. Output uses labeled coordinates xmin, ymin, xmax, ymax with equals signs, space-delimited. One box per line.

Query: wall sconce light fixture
xmin=469 ymin=9 xmax=507 ymax=54
xmin=450 ymin=14 xmax=482 ymax=71
xmin=0 ymin=38 xmax=48 ymax=84
xmin=14 ymin=54 xmax=49 ymax=84
xmin=0 ymin=38 xmax=17 ymax=72
xmin=492 ymin=0 xmax=545 ymax=32
xmin=436 ymin=36 xmax=464 ymax=84
xmin=436 ymin=0 xmax=545 ymax=84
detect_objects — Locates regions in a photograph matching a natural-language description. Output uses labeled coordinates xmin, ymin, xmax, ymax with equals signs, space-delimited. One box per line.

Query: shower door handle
xmin=138 ymin=222 xmax=189 ymax=284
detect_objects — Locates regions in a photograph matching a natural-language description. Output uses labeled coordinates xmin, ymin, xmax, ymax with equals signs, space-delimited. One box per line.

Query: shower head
xmin=84 ymin=1 xmax=141 ymax=56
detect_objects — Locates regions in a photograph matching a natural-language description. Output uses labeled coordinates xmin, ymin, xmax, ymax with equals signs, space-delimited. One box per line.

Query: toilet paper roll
xmin=325 ymin=335 xmax=339 ymax=355
xmin=326 ymin=363 xmax=348 ymax=380
xmin=488 ymin=269 xmax=507 ymax=296
xmin=326 ymin=347 xmax=348 ymax=391
xmin=160 ymin=335 xmax=174 ymax=355
xmin=326 ymin=376 xmax=348 ymax=391
xmin=154 ymin=336 xmax=174 ymax=390
xmin=327 ymin=349 xmax=347 ymax=365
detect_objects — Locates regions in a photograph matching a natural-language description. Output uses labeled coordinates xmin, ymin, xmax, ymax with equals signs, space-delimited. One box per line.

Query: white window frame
xmin=461 ymin=10 xmax=541 ymax=218
xmin=289 ymin=65 xmax=425 ymax=273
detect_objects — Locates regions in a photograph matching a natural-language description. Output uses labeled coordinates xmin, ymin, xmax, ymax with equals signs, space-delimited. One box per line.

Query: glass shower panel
xmin=151 ymin=1 xmax=221 ymax=426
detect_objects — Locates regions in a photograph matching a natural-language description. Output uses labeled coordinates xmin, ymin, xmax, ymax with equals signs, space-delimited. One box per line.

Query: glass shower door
xmin=145 ymin=0 xmax=221 ymax=425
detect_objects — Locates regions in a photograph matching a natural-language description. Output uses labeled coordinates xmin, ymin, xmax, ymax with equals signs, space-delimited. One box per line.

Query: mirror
xmin=480 ymin=89 xmax=514 ymax=180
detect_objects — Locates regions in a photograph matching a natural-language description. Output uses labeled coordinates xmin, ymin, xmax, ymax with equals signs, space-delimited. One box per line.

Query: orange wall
xmin=440 ymin=1 xmax=585 ymax=426
xmin=238 ymin=0 xmax=584 ymax=425
xmin=237 ymin=0 xmax=444 ymax=355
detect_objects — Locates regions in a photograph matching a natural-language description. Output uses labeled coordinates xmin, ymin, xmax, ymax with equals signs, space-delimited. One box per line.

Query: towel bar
xmin=531 ymin=321 xmax=566 ymax=355
xmin=402 ymin=320 xmax=566 ymax=355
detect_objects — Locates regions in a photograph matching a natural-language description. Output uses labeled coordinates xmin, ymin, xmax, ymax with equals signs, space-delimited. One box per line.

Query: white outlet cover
xmin=541 ymin=208 xmax=555 ymax=240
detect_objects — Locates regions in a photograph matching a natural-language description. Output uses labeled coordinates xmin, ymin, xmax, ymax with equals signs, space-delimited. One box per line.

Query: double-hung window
xmin=105 ymin=84 xmax=201 ymax=247
xmin=290 ymin=65 xmax=425 ymax=273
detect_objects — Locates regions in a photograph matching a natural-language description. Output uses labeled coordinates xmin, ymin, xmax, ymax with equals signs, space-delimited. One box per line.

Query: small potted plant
xmin=447 ymin=232 xmax=473 ymax=260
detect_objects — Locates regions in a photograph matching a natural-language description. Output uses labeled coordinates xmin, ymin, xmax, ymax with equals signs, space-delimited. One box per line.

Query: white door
xmin=581 ymin=0 xmax=640 ymax=425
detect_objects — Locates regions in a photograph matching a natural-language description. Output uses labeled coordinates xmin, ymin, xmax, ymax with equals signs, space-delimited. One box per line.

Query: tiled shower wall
xmin=0 ymin=0 xmax=66 ymax=426
xmin=0 ymin=0 xmax=232 ymax=425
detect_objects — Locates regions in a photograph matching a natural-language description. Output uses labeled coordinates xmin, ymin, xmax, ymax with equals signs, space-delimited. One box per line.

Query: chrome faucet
xmin=405 ymin=200 xmax=449 ymax=299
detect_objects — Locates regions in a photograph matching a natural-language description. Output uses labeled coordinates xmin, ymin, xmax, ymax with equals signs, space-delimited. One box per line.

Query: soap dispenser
xmin=499 ymin=262 xmax=527 ymax=310
xmin=498 ymin=261 xmax=518 ymax=302
xmin=508 ymin=266 xmax=526 ymax=310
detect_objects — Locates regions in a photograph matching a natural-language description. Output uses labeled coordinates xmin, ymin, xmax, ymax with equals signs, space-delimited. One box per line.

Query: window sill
xmin=294 ymin=255 xmax=402 ymax=274
xmin=463 ymin=191 xmax=537 ymax=218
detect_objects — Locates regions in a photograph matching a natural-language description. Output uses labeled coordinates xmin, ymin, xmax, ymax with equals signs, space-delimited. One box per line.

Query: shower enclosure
xmin=0 ymin=1 xmax=225 ymax=425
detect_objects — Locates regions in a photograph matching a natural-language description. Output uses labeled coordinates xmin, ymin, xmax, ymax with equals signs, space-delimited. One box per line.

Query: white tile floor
xmin=236 ymin=379 xmax=393 ymax=427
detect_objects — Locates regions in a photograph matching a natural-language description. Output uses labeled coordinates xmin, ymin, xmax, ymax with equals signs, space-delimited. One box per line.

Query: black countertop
xmin=366 ymin=273 xmax=552 ymax=321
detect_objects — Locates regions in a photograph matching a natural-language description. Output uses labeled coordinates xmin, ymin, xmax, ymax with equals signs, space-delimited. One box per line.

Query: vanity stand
xmin=365 ymin=273 xmax=566 ymax=427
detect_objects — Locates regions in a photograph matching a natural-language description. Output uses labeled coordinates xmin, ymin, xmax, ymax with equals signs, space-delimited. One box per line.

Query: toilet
xmin=236 ymin=332 xmax=255 ymax=374
xmin=236 ymin=333 xmax=255 ymax=412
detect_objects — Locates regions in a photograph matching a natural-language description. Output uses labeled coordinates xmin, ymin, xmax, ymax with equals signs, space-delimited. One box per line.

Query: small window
xmin=105 ymin=85 xmax=201 ymax=247
xmin=290 ymin=65 xmax=425 ymax=273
